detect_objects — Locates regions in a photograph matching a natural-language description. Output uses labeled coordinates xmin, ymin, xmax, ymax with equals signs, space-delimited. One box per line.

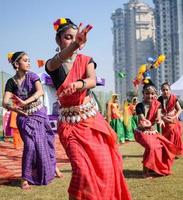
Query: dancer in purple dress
xmin=3 ymin=51 xmax=56 ymax=189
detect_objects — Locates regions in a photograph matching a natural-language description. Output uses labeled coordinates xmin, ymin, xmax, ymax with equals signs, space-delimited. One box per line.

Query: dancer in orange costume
xmin=107 ymin=94 xmax=125 ymax=143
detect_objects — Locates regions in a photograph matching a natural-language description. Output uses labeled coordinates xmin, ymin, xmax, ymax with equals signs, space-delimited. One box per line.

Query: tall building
xmin=153 ymin=0 xmax=183 ymax=89
xmin=111 ymin=0 xmax=155 ymax=100
xmin=111 ymin=8 xmax=126 ymax=99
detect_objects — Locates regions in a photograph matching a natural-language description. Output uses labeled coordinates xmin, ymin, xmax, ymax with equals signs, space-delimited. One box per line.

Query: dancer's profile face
xmin=143 ymin=88 xmax=156 ymax=104
xmin=15 ymin=54 xmax=30 ymax=72
xmin=114 ymin=96 xmax=119 ymax=103
xmin=58 ymin=28 xmax=78 ymax=50
xmin=161 ymin=85 xmax=171 ymax=98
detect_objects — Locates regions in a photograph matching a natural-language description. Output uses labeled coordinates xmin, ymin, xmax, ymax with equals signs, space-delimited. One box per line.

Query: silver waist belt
xmin=58 ymin=97 xmax=98 ymax=123
xmin=23 ymin=100 xmax=43 ymax=115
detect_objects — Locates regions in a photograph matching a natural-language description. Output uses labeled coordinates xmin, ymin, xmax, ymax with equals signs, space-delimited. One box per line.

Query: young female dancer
xmin=45 ymin=18 xmax=131 ymax=200
xmin=107 ymin=94 xmax=125 ymax=143
xmin=158 ymin=82 xmax=183 ymax=155
xmin=3 ymin=52 xmax=56 ymax=189
xmin=135 ymin=83 xmax=182 ymax=178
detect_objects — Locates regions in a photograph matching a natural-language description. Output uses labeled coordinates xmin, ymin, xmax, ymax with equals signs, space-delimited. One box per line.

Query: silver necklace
xmin=64 ymin=57 xmax=74 ymax=63
xmin=63 ymin=52 xmax=77 ymax=63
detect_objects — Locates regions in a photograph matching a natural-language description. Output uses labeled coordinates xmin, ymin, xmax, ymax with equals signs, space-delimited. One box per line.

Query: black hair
xmin=142 ymin=81 xmax=157 ymax=94
xmin=55 ymin=20 xmax=78 ymax=47
xmin=10 ymin=51 xmax=26 ymax=69
xmin=56 ymin=18 xmax=77 ymax=38
xmin=161 ymin=82 xmax=170 ymax=89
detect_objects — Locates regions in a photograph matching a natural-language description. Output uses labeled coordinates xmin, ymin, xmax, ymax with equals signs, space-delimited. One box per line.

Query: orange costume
xmin=57 ymin=54 xmax=131 ymax=200
xmin=9 ymin=111 xmax=22 ymax=149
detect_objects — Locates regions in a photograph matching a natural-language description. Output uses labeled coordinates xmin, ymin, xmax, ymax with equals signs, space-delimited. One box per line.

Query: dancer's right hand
xmin=75 ymin=23 xmax=93 ymax=50
xmin=13 ymin=107 xmax=28 ymax=116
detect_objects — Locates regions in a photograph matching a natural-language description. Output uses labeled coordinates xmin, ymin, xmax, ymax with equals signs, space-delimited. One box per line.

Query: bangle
xmin=55 ymin=53 xmax=64 ymax=62
xmin=33 ymin=95 xmax=38 ymax=101
xmin=77 ymin=79 xmax=87 ymax=89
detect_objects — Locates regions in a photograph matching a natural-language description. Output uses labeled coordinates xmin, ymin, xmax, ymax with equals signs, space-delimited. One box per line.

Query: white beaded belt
xmin=59 ymin=97 xmax=98 ymax=123
xmin=136 ymin=128 xmax=158 ymax=135
xmin=165 ymin=109 xmax=176 ymax=117
xmin=23 ymin=100 xmax=43 ymax=115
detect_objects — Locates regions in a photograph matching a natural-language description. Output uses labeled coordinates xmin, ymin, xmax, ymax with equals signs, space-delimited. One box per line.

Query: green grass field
xmin=0 ymin=141 xmax=182 ymax=200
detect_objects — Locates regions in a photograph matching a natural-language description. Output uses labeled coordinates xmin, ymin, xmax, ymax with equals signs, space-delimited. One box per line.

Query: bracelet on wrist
xmin=33 ymin=95 xmax=38 ymax=101
xmin=77 ymin=79 xmax=87 ymax=89
xmin=55 ymin=53 xmax=64 ymax=62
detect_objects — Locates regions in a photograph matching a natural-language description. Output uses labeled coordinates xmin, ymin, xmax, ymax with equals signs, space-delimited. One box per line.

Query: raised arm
xmin=47 ymin=24 xmax=93 ymax=72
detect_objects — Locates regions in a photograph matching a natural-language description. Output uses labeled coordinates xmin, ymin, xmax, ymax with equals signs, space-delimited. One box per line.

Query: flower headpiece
xmin=7 ymin=52 xmax=14 ymax=63
xmin=53 ymin=18 xmax=77 ymax=33
xmin=7 ymin=51 xmax=25 ymax=64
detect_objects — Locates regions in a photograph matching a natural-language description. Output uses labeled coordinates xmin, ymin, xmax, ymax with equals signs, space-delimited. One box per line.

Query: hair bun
xmin=7 ymin=52 xmax=14 ymax=63
xmin=53 ymin=18 xmax=77 ymax=33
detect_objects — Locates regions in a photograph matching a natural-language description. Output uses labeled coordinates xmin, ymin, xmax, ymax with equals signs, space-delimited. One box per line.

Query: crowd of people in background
xmin=107 ymin=81 xmax=183 ymax=179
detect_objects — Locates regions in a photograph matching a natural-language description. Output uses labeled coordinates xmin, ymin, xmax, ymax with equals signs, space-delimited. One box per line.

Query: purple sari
xmin=14 ymin=71 xmax=56 ymax=185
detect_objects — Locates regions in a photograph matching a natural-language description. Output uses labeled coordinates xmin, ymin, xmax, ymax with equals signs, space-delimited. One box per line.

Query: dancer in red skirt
xmin=135 ymin=83 xmax=182 ymax=179
xmin=158 ymin=82 xmax=183 ymax=155
xmin=45 ymin=18 xmax=131 ymax=200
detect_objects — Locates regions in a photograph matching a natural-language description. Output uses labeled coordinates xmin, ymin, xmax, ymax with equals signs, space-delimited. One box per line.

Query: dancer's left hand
xmin=61 ymin=82 xmax=78 ymax=96
xmin=12 ymin=95 xmax=28 ymax=107
xmin=156 ymin=119 xmax=165 ymax=127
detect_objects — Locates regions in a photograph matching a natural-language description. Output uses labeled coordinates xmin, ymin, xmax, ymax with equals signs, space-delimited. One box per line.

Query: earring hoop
xmin=55 ymin=47 xmax=59 ymax=52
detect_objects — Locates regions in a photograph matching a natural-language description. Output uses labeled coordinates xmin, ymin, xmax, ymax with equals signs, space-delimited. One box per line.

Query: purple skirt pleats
xmin=17 ymin=108 xmax=56 ymax=185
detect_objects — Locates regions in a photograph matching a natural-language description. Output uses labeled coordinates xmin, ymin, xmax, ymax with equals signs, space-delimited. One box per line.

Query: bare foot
xmin=21 ymin=180 xmax=31 ymax=190
xmin=56 ymin=172 xmax=64 ymax=178
xmin=55 ymin=167 xmax=64 ymax=178
xmin=143 ymin=174 xmax=154 ymax=179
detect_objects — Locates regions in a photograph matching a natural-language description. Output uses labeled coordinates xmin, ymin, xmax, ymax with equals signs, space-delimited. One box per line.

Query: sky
xmin=0 ymin=0 xmax=153 ymax=92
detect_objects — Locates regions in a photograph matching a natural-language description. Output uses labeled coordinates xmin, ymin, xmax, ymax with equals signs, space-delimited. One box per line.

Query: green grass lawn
xmin=0 ymin=142 xmax=182 ymax=200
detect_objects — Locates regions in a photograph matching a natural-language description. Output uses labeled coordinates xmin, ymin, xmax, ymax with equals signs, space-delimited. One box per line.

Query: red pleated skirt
xmin=162 ymin=121 xmax=183 ymax=155
xmin=58 ymin=112 xmax=132 ymax=200
xmin=135 ymin=130 xmax=182 ymax=175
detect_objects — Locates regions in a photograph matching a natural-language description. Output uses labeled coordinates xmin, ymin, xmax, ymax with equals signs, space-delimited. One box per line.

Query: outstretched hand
xmin=75 ymin=23 xmax=93 ymax=50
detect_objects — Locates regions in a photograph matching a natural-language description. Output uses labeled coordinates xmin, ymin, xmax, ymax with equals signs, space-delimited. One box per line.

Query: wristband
xmin=34 ymin=95 xmax=38 ymax=101
xmin=77 ymin=79 xmax=87 ymax=89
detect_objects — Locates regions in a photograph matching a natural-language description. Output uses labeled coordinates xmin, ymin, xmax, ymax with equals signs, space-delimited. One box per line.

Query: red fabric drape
xmin=161 ymin=95 xmax=183 ymax=154
xmin=57 ymin=54 xmax=132 ymax=200
xmin=162 ymin=94 xmax=177 ymax=114
xmin=135 ymin=99 xmax=182 ymax=176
